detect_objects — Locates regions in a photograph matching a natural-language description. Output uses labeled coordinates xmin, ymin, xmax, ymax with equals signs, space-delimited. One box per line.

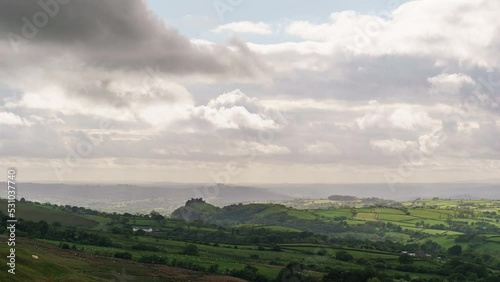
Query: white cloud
xmin=216 ymin=141 xmax=290 ymax=156
xmin=357 ymin=106 xmax=441 ymax=131
xmin=370 ymin=139 xmax=417 ymax=154
xmin=286 ymin=11 xmax=389 ymax=43
xmin=212 ymin=21 xmax=273 ymax=35
xmin=6 ymin=86 xmax=136 ymax=122
xmin=250 ymin=0 xmax=500 ymax=69
xmin=389 ymin=107 xmax=441 ymax=131
xmin=418 ymin=133 xmax=442 ymax=155
xmin=457 ymin=121 xmax=480 ymax=134
xmin=191 ymin=89 xmax=279 ymax=130
xmin=428 ymin=73 xmax=476 ymax=96
xmin=246 ymin=142 xmax=291 ymax=155
xmin=0 ymin=111 xmax=31 ymax=126
xmin=305 ymin=141 xmax=342 ymax=155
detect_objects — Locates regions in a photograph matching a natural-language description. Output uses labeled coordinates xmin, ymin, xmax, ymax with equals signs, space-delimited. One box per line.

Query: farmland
xmin=1 ymin=197 xmax=500 ymax=281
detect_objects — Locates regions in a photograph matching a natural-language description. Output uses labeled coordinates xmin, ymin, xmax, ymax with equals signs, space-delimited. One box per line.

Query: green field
xmin=2 ymin=197 xmax=500 ymax=281
xmin=311 ymin=209 xmax=353 ymax=219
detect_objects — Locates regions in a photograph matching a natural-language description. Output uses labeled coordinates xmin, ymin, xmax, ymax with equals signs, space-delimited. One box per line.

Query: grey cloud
xmin=240 ymin=54 xmax=440 ymax=103
xmin=0 ymin=0 xmax=264 ymax=77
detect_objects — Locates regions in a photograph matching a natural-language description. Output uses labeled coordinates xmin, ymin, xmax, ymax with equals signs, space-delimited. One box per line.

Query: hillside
xmin=170 ymin=198 xmax=221 ymax=222
xmin=171 ymin=198 xmax=500 ymax=247
xmin=0 ymin=237 xmax=245 ymax=282
xmin=0 ymin=199 xmax=98 ymax=228
xmin=2 ymin=198 xmax=500 ymax=281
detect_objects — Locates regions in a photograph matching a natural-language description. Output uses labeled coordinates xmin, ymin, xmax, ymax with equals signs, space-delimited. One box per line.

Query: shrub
xmin=138 ymin=254 xmax=167 ymax=264
xmin=208 ymin=264 xmax=219 ymax=273
xmin=114 ymin=252 xmax=132 ymax=260
xmin=316 ymin=249 xmax=328 ymax=256
xmin=182 ymin=244 xmax=199 ymax=256
xmin=131 ymin=243 xmax=160 ymax=251
xmin=335 ymin=251 xmax=354 ymax=262
xmin=271 ymin=244 xmax=282 ymax=252
xmin=398 ymin=254 xmax=414 ymax=265
xmin=448 ymin=245 xmax=463 ymax=256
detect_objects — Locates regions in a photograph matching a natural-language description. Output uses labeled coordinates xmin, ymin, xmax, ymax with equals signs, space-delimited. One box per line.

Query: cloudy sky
xmin=0 ymin=0 xmax=499 ymax=184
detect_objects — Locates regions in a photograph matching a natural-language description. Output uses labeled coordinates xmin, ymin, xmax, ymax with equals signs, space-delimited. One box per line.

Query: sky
xmin=0 ymin=0 xmax=499 ymax=184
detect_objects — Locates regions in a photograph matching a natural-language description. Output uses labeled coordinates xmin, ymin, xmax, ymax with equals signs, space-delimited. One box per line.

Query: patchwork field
xmin=2 ymin=197 xmax=499 ymax=281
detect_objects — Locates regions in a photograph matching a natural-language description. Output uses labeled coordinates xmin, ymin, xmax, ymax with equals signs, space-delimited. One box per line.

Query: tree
xmin=230 ymin=265 xmax=267 ymax=282
xmin=114 ymin=252 xmax=132 ymax=260
xmin=323 ymin=268 xmax=364 ymax=282
xmin=448 ymin=245 xmax=463 ymax=256
xmin=447 ymin=273 xmax=466 ymax=281
xmin=182 ymin=244 xmax=199 ymax=256
xmin=398 ymin=254 xmax=414 ymax=265
xmin=149 ymin=210 xmax=165 ymax=221
xmin=316 ymin=249 xmax=328 ymax=256
xmin=335 ymin=251 xmax=354 ymax=262
xmin=38 ymin=220 xmax=49 ymax=237
xmin=420 ymin=240 xmax=441 ymax=253
xmin=276 ymin=262 xmax=311 ymax=282
xmin=271 ymin=244 xmax=282 ymax=252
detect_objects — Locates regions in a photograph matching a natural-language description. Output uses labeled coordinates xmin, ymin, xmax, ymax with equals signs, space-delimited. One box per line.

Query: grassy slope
xmin=0 ymin=199 xmax=97 ymax=228
xmin=0 ymin=237 xmax=245 ymax=282
xmin=173 ymin=199 xmax=500 ymax=254
xmin=3 ymin=198 xmax=500 ymax=281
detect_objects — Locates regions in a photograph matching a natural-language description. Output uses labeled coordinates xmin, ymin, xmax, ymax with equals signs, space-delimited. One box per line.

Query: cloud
xmin=370 ymin=139 xmax=417 ymax=154
xmin=238 ymin=142 xmax=290 ymax=155
xmin=191 ymin=89 xmax=279 ymax=130
xmin=0 ymin=111 xmax=31 ymax=126
xmin=304 ymin=141 xmax=342 ymax=155
xmin=428 ymin=73 xmax=476 ymax=97
xmin=1 ymin=0 xmax=500 ymax=182
xmin=280 ymin=0 xmax=500 ymax=68
xmin=357 ymin=105 xmax=441 ymax=131
xmin=0 ymin=0 xmax=264 ymax=77
xmin=212 ymin=21 xmax=273 ymax=35
xmin=388 ymin=107 xmax=441 ymax=131
xmin=418 ymin=132 xmax=441 ymax=155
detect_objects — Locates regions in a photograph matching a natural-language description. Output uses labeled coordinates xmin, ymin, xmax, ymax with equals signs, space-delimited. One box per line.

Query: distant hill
xmin=5 ymin=182 xmax=500 ymax=215
xmin=327 ymin=195 xmax=358 ymax=201
xmin=256 ymin=183 xmax=500 ymax=201
xmin=171 ymin=199 xmax=321 ymax=229
xmin=171 ymin=198 xmax=221 ymax=222
xmin=6 ymin=183 xmax=292 ymax=214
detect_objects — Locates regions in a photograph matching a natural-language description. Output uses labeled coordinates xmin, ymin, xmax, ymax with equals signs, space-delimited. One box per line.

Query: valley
xmin=1 ymin=196 xmax=499 ymax=281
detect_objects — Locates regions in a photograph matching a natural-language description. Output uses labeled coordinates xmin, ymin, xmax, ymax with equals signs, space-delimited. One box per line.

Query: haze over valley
xmin=8 ymin=182 xmax=500 ymax=214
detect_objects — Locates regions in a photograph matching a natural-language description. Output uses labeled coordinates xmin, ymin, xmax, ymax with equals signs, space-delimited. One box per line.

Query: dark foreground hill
xmin=0 ymin=237 xmax=245 ymax=282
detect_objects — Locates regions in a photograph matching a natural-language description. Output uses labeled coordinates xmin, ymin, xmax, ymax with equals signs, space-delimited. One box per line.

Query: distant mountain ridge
xmin=3 ymin=182 xmax=499 ymax=214
xmin=7 ymin=182 xmax=292 ymax=214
